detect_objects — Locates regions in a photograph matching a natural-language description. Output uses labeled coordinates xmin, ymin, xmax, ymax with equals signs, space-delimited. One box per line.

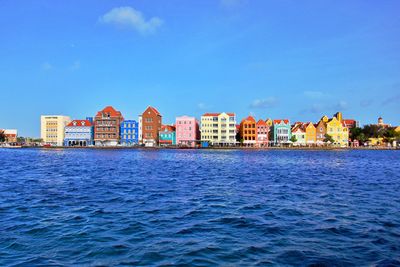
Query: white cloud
xmin=99 ymin=6 xmax=163 ymax=34
xmin=41 ymin=62 xmax=53 ymax=71
xmin=249 ymin=97 xmax=278 ymax=109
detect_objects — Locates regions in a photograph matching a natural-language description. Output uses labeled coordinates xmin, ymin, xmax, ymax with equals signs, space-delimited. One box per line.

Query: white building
xmin=64 ymin=120 xmax=93 ymax=146
xmin=40 ymin=115 xmax=71 ymax=146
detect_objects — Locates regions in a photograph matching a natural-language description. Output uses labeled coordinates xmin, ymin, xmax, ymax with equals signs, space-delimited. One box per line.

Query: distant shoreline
xmin=9 ymin=146 xmax=399 ymax=151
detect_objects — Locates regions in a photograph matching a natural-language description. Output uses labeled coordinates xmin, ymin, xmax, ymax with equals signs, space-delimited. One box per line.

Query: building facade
xmin=239 ymin=116 xmax=257 ymax=146
xmin=291 ymin=124 xmax=306 ymax=145
xmin=326 ymin=114 xmax=349 ymax=147
xmin=315 ymin=117 xmax=327 ymax=144
xmin=175 ymin=116 xmax=200 ymax=147
xmin=272 ymin=119 xmax=291 ymax=144
xmin=159 ymin=125 xmax=176 ymax=146
xmin=256 ymin=119 xmax=269 ymax=147
xmin=304 ymin=122 xmax=317 ymax=144
xmin=120 ymin=120 xmax=139 ymax=146
xmin=41 ymin=115 xmax=71 ymax=146
xmin=0 ymin=129 xmax=18 ymax=143
xmin=201 ymin=112 xmax=236 ymax=146
xmin=94 ymin=106 xmax=124 ymax=146
xmin=141 ymin=106 xmax=162 ymax=147
xmin=64 ymin=120 xmax=93 ymax=146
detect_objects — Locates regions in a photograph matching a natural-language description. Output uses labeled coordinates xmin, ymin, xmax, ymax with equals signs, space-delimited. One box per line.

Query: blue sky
xmin=1 ymin=0 xmax=399 ymax=137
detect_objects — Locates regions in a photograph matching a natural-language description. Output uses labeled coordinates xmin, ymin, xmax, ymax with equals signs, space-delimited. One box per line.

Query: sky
xmin=0 ymin=0 xmax=399 ymax=137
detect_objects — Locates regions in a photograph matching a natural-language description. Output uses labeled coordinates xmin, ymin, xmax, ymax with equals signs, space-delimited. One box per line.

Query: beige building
xmin=201 ymin=112 xmax=237 ymax=145
xmin=41 ymin=115 xmax=71 ymax=146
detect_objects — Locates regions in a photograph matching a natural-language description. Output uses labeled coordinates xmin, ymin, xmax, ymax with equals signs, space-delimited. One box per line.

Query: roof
xmin=1 ymin=129 xmax=17 ymax=135
xmin=161 ymin=125 xmax=176 ymax=132
xmin=291 ymin=124 xmax=305 ymax=133
xmin=67 ymin=120 xmax=92 ymax=127
xmin=202 ymin=112 xmax=235 ymax=117
xmin=145 ymin=106 xmax=161 ymax=116
xmin=273 ymin=119 xmax=289 ymax=124
xmin=96 ymin=106 xmax=122 ymax=118
xmin=256 ymin=119 xmax=266 ymax=126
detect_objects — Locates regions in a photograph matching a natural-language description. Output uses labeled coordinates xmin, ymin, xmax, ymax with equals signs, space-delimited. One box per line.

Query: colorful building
xmin=201 ymin=112 xmax=237 ymax=146
xmin=256 ymin=119 xmax=269 ymax=147
xmin=141 ymin=106 xmax=162 ymax=147
xmin=291 ymin=124 xmax=306 ymax=145
xmin=159 ymin=125 xmax=176 ymax=146
xmin=41 ymin=115 xmax=71 ymax=146
xmin=303 ymin=122 xmax=316 ymax=145
xmin=0 ymin=129 xmax=18 ymax=143
xmin=239 ymin=116 xmax=257 ymax=146
xmin=64 ymin=120 xmax=93 ymax=146
xmin=325 ymin=112 xmax=349 ymax=147
xmin=175 ymin=116 xmax=200 ymax=147
xmin=315 ymin=117 xmax=327 ymax=144
xmin=271 ymin=119 xmax=291 ymax=144
xmin=94 ymin=106 xmax=124 ymax=146
xmin=120 ymin=120 xmax=139 ymax=146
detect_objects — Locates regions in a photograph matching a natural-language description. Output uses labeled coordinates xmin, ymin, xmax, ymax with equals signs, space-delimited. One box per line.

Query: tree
xmin=0 ymin=130 xmax=5 ymax=143
xmin=290 ymin=135 xmax=297 ymax=143
xmin=324 ymin=134 xmax=334 ymax=143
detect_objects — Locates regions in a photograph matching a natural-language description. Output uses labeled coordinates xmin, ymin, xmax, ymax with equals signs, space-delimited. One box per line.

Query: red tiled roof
xmin=161 ymin=125 xmax=175 ymax=132
xmin=257 ymin=119 xmax=266 ymax=126
xmin=96 ymin=106 xmax=122 ymax=118
xmin=202 ymin=112 xmax=235 ymax=117
xmin=67 ymin=120 xmax=92 ymax=127
xmin=273 ymin=119 xmax=289 ymax=124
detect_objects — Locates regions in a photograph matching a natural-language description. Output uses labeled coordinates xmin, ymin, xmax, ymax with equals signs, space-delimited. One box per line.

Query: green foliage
xmin=324 ymin=134 xmax=334 ymax=143
xmin=350 ymin=125 xmax=399 ymax=143
xmin=0 ymin=130 xmax=5 ymax=143
xmin=290 ymin=135 xmax=297 ymax=143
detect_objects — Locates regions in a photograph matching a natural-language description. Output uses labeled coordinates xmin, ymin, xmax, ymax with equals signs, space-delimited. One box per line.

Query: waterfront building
xmin=325 ymin=112 xmax=349 ymax=147
xmin=159 ymin=125 xmax=176 ymax=146
xmin=41 ymin=115 xmax=71 ymax=146
xmin=0 ymin=129 xmax=18 ymax=143
xmin=201 ymin=112 xmax=236 ymax=146
xmin=342 ymin=119 xmax=358 ymax=130
xmin=291 ymin=124 xmax=306 ymax=145
xmin=93 ymin=106 xmax=124 ymax=146
xmin=64 ymin=120 xmax=93 ymax=146
xmin=175 ymin=116 xmax=200 ymax=147
xmin=256 ymin=119 xmax=269 ymax=147
xmin=395 ymin=126 xmax=400 ymax=133
xmin=271 ymin=119 xmax=291 ymax=144
xmin=377 ymin=117 xmax=391 ymax=128
xmin=141 ymin=106 xmax=162 ymax=147
xmin=304 ymin=122 xmax=317 ymax=145
xmin=239 ymin=116 xmax=257 ymax=146
xmin=315 ymin=117 xmax=327 ymax=144
xmin=120 ymin=120 xmax=139 ymax=146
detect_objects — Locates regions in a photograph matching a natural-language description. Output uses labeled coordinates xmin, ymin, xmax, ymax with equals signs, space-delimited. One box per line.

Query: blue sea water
xmin=0 ymin=148 xmax=399 ymax=266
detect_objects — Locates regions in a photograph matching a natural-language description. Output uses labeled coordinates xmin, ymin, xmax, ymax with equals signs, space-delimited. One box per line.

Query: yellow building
xmin=304 ymin=122 xmax=316 ymax=144
xmin=325 ymin=112 xmax=349 ymax=147
xmin=201 ymin=112 xmax=236 ymax=145
xmin=41 ymin=115 xmax=71 ymax=146
xmin=395 ymin=126 xmax=400 ymax=133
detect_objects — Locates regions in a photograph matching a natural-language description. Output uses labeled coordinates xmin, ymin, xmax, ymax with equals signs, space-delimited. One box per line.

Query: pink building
xmin=175 ymin=116 xmax=200 ymax=147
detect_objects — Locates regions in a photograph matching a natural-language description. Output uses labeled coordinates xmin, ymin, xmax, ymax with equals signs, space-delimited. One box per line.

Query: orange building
xmin=239 ymin=116 xmax=257 ymax=146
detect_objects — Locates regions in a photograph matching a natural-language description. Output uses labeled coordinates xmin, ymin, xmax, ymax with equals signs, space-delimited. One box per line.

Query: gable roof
xmin=143 ymin=106 xmax=161 ymax=116
xmin=96 ymin=106 xmax=122 ymax=118
xmin=273 ymin=119 xmax=289 ymax=125
xmin=257 ymin=119 xmax=267 ymax=126
xmin=202 ymin=112 xmax=235 ymax=117
xmin=67 ymin=120 xmax=92 ymax=127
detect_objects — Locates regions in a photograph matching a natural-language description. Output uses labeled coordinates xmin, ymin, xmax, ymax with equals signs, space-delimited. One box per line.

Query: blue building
xmin=64 ymin=120 xmax=94 ymax=146
xmin=120 ymin=120 xmax=139 ymax=145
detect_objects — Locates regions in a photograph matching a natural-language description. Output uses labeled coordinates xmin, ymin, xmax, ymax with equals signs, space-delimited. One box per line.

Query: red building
xmin=140 ymin=106 xmax=162 ymax=147
xmin=94 ymin=106 xmax=124 ymax=146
